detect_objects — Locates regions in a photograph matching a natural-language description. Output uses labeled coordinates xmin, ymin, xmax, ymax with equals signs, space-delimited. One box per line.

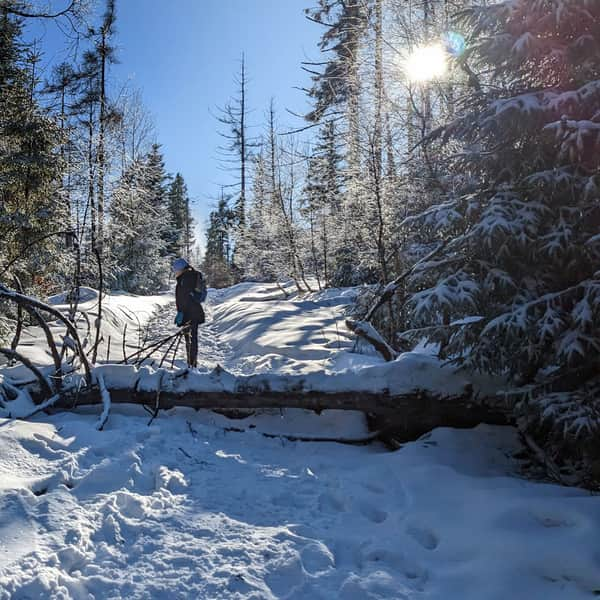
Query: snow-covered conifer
xmin=403 ymin=0 xmax=600 ymax=458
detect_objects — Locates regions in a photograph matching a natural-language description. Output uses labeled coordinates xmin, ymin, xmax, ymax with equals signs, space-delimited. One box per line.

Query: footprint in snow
xmin=300 ymin=541 xmax=335 ymax=576
xmin=361 ymin=481 xmax=386 ymax=495
xmin=318 ymin=491 xmax=346 ymax=513
xmin=405 ymin=524 xmax=439 ymax=550
xmin=113 ymin=491 xmax=147 ymax=520
xmin=19 ymin=436 xmax=68 ymax=460
xmin=357 ymin=502 xmax=388 ymax=524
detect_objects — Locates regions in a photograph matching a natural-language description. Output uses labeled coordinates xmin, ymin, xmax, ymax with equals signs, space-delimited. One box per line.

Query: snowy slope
xmin=1 ymin=282 xmax=599 ymax=599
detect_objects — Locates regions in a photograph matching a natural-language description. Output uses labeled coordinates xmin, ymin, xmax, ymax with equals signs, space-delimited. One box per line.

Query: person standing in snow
xmin=172 ymin=258 xmax=206 ymax=368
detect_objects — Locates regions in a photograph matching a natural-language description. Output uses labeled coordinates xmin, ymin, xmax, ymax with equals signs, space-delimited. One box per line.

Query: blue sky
xmin=27 ymin=0 xmax=322 ymax=247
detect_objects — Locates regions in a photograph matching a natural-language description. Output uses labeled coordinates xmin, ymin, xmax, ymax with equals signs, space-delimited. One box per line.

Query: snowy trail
xmin=141 ymin=299 xmax=229 ymax=371
xmin=1 ymin=283 xmax=600 ymax=599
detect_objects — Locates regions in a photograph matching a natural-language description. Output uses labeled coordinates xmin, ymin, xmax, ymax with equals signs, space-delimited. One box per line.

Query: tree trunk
xmin=48 ymin=375 xmax=510 ymax=444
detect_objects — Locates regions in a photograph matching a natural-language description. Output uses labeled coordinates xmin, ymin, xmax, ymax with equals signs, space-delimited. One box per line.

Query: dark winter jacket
xmin=175 ymin=268 xmax=206 ymax=324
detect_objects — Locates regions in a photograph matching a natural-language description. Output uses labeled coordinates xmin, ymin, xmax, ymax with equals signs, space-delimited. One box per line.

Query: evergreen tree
xmin=202 ymin=194 xmax=236 ymax=288
xmin=235 ymin=150 xmax=277 ymax=281
xmin=108 ymin=156 xmax=169 ymax=293
xmin=302 ymin=119 xmax=343 ymax=287
xmin=0 ymin=6 xmax=67 ymax=290
xmin=304 ymin=0 xmax=367 ymax=262
xmin=304 ymin=0 xmax=366 ymax=124
xmin=144 ymin=143 xmax=171 ymax=256
xmin=403 ymin=0 xmax=600 ymax=461
xmin=94 ymin=0 xmax=117 ymax=259
xmin=167 ymin=173 xmax=195 ymax=258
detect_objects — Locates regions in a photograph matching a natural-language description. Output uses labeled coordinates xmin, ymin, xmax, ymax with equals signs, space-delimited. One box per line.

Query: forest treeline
xmin=1 ymin=0 xmax=599 ymax=481
xmin=0 ymin=0 xmax=196 ymax=300
xmin=206 ymin=0 xmax=600 ymax=478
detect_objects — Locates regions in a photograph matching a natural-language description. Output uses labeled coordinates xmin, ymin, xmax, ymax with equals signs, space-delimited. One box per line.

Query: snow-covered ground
xmin=1 ymin=283 xmax=600 ymax=599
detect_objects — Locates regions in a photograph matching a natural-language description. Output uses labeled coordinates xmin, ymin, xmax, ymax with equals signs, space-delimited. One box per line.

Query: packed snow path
xmin=142 ymin=299 xmax=229 ymax=371
xmin=1 ymin=283 xmax=600 ymax=598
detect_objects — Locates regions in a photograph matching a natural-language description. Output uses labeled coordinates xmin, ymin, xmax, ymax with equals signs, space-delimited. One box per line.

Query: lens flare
xmin=404 ymin=43 xmax=448 ymax=83
xmin=445 ymin=31 xmax=466 ymax=57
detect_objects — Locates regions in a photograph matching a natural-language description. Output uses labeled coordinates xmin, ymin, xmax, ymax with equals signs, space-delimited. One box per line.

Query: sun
xmin=404 ymin=43 xmax=448 ymax=83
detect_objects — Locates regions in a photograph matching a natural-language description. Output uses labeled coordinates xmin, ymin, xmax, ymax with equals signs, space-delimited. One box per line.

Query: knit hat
xmin=172 ymin=258 xmax=189 ymax=272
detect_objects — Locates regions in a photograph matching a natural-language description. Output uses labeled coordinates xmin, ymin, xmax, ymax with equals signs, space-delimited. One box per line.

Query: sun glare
xmin=404 ymin=43 xmax=448 ymax=83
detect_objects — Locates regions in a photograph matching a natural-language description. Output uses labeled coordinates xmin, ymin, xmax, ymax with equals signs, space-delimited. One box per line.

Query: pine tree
xmin=302 ymin=119 xmax=344 ymax=287
xmin=144 ymin=143 xmax=171 ymax=256
xmin=202 ymin=194 xmax=236 ymax=288
xmin=94 ymin=0 xmax=117 ymax=259
xmin=108 ymin=157 xmax=169 ymax=293
xmin=235 ymin=150 xmax=277 ymax=281
xmin=304 ymin=0 xmax=366 ymax=125
xmin=304 ymin=0 xmax=367 ymax=257
xmin=71 ymin=0 xmax=118 ymax=257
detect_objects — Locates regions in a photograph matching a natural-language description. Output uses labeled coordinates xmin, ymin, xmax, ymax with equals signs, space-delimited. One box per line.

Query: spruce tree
xmin=302 ymin=119 xmax=343 ymax=287
xmin=0 ymin=6 xmax=66 ymax=290
xmin=167 ymin=173 xmax=195 ymax=259
xmin=144 ymin=143 xmax=171 ymax=256
xmin=235 ymin=150 xmax=277 ymax=281
xmin=108 ymin=156 xmax=169 ymax=293
xmin=202 ymin=195 xmax=236 ymax=288
xmin=404 ymin=0 xmax=600 ymax=460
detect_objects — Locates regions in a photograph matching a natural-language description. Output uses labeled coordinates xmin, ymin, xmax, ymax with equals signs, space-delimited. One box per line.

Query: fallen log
xmin=54 ymin=386 xmax=509 ymax=441
xmin=37 ymin=360 xmax=511 ymax=441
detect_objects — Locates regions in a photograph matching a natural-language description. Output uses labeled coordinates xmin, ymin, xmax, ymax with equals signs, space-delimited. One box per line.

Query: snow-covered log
xmin=41 ymin=358 xmax=511 ymax=439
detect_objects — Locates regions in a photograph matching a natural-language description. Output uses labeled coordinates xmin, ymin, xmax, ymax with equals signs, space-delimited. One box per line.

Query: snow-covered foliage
xmin=398 ymin=0 xmax=600 ymax=459
xmin=108 ymin=149 xmax=171 ymax=293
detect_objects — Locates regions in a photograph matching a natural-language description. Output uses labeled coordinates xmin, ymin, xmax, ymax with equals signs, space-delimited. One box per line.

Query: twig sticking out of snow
xmin=144 ymin=371 xmax=163 ymax=426
xmin=21 ymin=393 xmax=61 ymax=419
xmin=122 ymin=326 xmax=189 ymax=366
xmin=91 ymin=247 xmax=104 ymax=365
xmin=171 ymin=333 xmax=183 ymax=369
xmin=95 ymin=372 xmax=111 ymax=431
xmin=345 ymin=320 xmax=397 ymax=362
xmin=160 ymin=331 xmax=184 ymax=369
xmin=10 ymin=275 xmax=25 ymax=354
xmin=121 ymin=323 xmax=128 ymax=362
